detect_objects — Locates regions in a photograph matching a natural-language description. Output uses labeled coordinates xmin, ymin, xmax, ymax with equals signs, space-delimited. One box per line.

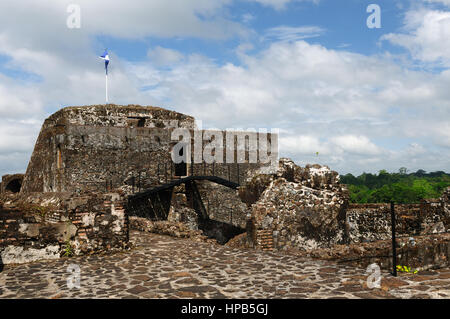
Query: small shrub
xmin=396 ymin=265 xmax=418 ymax=274
xmin=64 ymin=240 xmax=74 ymax=257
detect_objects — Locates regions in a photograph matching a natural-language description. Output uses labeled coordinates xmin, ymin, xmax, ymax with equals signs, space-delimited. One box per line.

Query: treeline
xmin=340 ymin=168 xmax=450 ymax=204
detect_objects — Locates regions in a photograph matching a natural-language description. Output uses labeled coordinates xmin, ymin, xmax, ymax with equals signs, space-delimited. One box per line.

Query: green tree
xmin=341 ymin=168 xmax=450 ymax=204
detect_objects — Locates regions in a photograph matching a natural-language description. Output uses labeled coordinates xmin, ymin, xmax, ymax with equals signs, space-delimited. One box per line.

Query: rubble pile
xmin=129 ymin=216 xmax=213 ymax=243
xmin=167 ymin=189 xmax=199 ymax=231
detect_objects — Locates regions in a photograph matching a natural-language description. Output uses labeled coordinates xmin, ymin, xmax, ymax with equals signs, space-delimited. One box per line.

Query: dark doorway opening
xmin=175 ymin=144 xmax=187 ymax=176
xmin=5 ymin=179 xmax=21 ymax=193
xmin=137 ymin=118 xmax=146 ymax=127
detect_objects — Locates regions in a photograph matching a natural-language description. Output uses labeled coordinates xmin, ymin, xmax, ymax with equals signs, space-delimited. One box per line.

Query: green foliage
xmin=64 ymin=240 xmax=74 ymax=257
xmin=396 ymin=265 xmax=418 ymax=274
xmin=341 ymin=169 xmax=450 ymax=203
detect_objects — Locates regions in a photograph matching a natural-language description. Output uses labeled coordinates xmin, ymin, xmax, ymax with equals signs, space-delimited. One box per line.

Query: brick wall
xmin=0 ymin=192 xmax=129 ymax=265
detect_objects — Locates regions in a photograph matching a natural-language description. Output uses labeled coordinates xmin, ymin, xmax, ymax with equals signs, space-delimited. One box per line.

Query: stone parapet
xmin=0 ymin=192 xmax=129 ymax=265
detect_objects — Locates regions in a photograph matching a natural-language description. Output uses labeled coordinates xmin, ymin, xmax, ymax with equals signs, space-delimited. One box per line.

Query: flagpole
xmin=105 ymin=72 xmax=108 ymax=104
xmin=100 ymin=49 xmax=110 ymax=104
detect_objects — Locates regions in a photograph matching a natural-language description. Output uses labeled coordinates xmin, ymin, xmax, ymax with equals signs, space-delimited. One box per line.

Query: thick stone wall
xmin=346 ymin=192 xmax=450 ymax=244
xmin=21 ymin=104 xmax=276 ymax=196
xmin=21 ymin=105 xmax=195 ymax=194
xmin=0 ymin=192 xmax=129 ymax=265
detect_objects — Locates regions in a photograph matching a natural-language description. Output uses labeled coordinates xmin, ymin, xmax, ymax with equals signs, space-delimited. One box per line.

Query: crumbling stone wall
xmin=346 ymin=204 xmax=413 ymax=243
xmin=346 ymin=190 xmax=450 ymax=243
xmin=235 ymin=158 xmax=450 ymax=251
xmin=168 ymin=185 xmax=199 ymax=230
xmin=0 ymin=192 xmax=129 ymax=265
xmin=196 ymin=181 xmax=248 ymax=229
xmin=305 ymin=233 xmax=450 ymax=272
xmin=239 ymin=158 xmax=349 ymax=251
xmin=1 ymin=174 xmax=24 ymax=194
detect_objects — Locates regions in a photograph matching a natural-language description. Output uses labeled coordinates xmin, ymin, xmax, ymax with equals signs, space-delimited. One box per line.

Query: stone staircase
xmin=257 ymin=230 xmax=274 ymax=251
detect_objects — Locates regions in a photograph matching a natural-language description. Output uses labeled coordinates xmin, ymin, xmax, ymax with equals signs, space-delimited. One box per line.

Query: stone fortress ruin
xmin=0 ymin=104 xmax=277 ymax=263
xmin=1 ymin=104 xmax=449 ymax=272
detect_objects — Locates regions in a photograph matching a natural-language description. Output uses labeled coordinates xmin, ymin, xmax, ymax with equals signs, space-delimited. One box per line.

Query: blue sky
xmin=0 ymin=0 xmax=449 ymax=176
xmin=98 ymin=1 xmax=411 ymax=62
xmin=101 ymin=1 xmax=399 ymax=65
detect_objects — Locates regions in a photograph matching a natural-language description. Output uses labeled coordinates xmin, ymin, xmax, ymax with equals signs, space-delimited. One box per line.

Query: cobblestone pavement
xmin=1 ymin=231 xmax=450 ymax=299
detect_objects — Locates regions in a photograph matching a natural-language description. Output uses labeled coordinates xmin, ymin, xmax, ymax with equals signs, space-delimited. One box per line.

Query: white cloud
xmin=405 ymin=143 xmax=427 ymax=156
xmin=330 ymin=135 xmax=383 ymax=156
xmin=279 ymin=135 xmax=327 ymax=155
xmin=425 ymin=0 xmax=450 ymax=6
xmin=0 ymin=76 xmax=43 ymax=119
xmin=382 ymin=8 xmax=450 ymax=66
xmin=265 ymin=25 xmax=325 ymax=42
xmin=147 ymin=47 xmax=184 ymax=66
xmin=0 ymin=121 xmax=40 ymax=154
xmin=242 ymin=13 xmax=255 ymax=24
xmin=0 ymin=0 xmax=245 ymax=44
xmin=128 ymin=40 xmax=450 ymax=174
xmin=141 ymin=40 xmax=446 ymax=124
xmin=246 ymin=0 xmax=319 ymax=10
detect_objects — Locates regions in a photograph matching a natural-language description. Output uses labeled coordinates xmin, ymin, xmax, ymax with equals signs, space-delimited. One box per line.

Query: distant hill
xmin=340 ymin=169 xmax=450 ymax=204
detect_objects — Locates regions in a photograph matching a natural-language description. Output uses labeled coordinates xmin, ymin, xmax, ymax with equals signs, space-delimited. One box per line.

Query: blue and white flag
xmin=100 ymin=49 xmax=110 ymax=75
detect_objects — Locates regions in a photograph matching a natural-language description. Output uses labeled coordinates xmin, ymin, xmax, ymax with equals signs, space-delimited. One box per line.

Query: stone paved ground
xmin=1 ymin=230 xmax=450 ymax=299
